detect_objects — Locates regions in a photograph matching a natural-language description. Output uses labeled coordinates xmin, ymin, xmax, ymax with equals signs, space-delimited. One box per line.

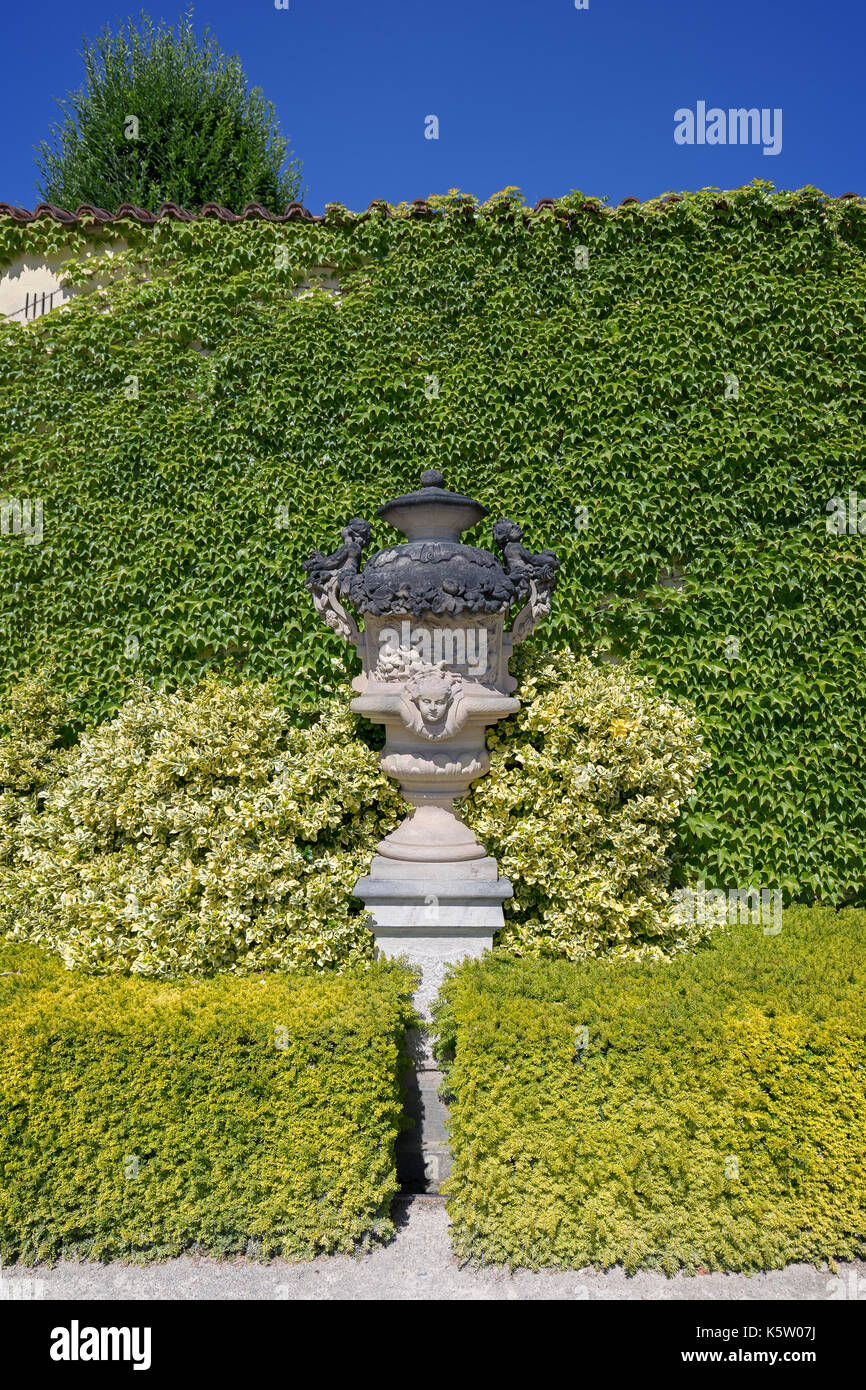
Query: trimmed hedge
xmin=2 ymin=183 xmax=865 ymax=904
xmin=0 ymin=943 xmax=416 ymax=1263
xmin=433 ymin=906 xmax=866 ymax=1272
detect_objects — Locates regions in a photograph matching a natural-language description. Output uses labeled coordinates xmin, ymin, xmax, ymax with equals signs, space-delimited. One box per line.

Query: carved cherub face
xmin=492 ymin=519 xmax=522 ymax=546
xmin=418 ymin=692 xmax=450 ymax=722
xmin=412 ymin=675 xmax=453 ymax=724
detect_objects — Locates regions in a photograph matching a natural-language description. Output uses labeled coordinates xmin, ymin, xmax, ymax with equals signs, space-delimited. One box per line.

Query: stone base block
xmin=372 ymin=930 xmax=493 ymax=1022
xmin=353 ymin=863 xmax=512 ymax=1022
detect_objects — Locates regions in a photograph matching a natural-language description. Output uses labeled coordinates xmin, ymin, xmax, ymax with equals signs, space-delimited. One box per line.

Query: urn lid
xmin=377 ymin=469 xmax=487 ymax=544
xmin=304 ymin=470 xmax=560 ymax=623
xmin=341 ymin=470 xmax=512 ymax=617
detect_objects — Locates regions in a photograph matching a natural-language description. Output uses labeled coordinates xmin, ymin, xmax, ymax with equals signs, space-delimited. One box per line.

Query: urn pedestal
xmin=303 ymin=469 xmax=559 ymax=1188
xmin=354 ymin=856 xmax=512 ymax=1017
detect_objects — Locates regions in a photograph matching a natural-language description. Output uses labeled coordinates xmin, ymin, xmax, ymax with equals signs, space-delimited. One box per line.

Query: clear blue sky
xmin=1 ymin=0 xmax=863 ymax=212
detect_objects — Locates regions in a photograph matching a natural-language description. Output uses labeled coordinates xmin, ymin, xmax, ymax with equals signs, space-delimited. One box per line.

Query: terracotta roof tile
xmin=0 ymin=192 xmax=861 ymax=227
xmin=0 ymin=197 xmax=576 ymax=226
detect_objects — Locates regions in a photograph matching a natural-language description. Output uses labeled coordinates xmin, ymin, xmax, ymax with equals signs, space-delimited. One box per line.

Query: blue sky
xmin=1 ymin=0 xmax=863 ymax=212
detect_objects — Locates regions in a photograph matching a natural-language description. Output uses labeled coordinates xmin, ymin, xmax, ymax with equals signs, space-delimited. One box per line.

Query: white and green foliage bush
xmin=1 ymin=675 xmax=402 ymax=977
xmin=2 ymin=655 xmax=709 ymax=974
xmin=0 ymin=671 xmax=76 ymax=868
xmin=463 ymin=647 xmax=712 ymax=961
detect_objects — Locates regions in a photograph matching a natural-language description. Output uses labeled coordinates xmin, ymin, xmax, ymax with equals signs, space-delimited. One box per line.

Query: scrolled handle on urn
xmin=492 ymin=517 xmax=560 ymax=649
xmin=302 ymin=517 xmax=372 ymax=648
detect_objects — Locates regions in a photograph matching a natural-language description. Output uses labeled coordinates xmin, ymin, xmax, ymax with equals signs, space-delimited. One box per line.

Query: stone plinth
xmin=354 ymin=858 xmax=511 ymax=1194
xmin=354 ymin=855 xmax=511 ymax=1021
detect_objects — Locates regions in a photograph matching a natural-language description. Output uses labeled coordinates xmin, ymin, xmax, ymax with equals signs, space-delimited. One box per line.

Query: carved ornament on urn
xmin=303 ymin=470 xmax=559 ymax=1014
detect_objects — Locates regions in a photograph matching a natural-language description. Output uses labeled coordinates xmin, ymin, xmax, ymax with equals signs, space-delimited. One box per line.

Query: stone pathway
xmin=3 ymin=1198 xmax=862 ymax=1301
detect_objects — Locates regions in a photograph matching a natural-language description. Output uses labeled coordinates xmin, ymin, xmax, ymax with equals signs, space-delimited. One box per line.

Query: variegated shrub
xmin=462 ymin=647 xmax=712 ymax=961
xmin=2 ymin=655 xmax=709 ymax=973
xmin=1 ymin=674 xmax=403 ymax=976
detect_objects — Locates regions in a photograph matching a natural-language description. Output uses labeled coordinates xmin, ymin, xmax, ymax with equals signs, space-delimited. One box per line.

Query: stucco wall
xmin=0 ymin=241 xmax=130 ymax=323
xmin=0 ymin=240 xmax=341 ymax=322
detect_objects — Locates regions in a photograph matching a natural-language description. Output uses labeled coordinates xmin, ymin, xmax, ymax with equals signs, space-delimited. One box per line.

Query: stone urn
xmin=303 ymin=469 xmax=559 ymax=1014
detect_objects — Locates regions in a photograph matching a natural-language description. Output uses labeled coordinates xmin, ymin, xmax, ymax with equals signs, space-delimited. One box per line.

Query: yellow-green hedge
xmin=0 ymin=944 xmax=416 ymax=1263
xmin=433 ymin=906 xmax=866 ymax=1272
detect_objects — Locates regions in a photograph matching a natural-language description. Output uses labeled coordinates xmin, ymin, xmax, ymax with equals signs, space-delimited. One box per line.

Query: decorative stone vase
xmin=303 ymin=469 xmax=559 ymax=1017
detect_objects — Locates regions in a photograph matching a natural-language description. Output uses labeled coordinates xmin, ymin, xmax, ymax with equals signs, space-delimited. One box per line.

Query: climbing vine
xmin=1 ymin=182 xmax=864 ymax=903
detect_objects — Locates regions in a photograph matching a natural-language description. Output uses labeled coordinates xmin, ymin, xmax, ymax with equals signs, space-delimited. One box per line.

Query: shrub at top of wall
xmin=1 ymin=183 xmax=865 ymax=906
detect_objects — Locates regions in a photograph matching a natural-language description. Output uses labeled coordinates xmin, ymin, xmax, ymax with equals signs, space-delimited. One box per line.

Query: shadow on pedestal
xmin=395 ymin=1029 xmax=451 ymax=1194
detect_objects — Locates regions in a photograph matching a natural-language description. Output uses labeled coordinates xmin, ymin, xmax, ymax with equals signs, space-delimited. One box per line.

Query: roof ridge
xmin=0 ymin=192 xmax=862 ymax=226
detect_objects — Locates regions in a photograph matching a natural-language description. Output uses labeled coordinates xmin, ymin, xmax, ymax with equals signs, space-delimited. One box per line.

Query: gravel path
xmin=3 ymin=1198 xmax=861 ymax=1301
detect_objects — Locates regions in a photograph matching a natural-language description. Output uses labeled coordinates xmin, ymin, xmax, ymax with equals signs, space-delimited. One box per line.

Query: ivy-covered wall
xmin=1 ymin=184 xmax=864 ymax=904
